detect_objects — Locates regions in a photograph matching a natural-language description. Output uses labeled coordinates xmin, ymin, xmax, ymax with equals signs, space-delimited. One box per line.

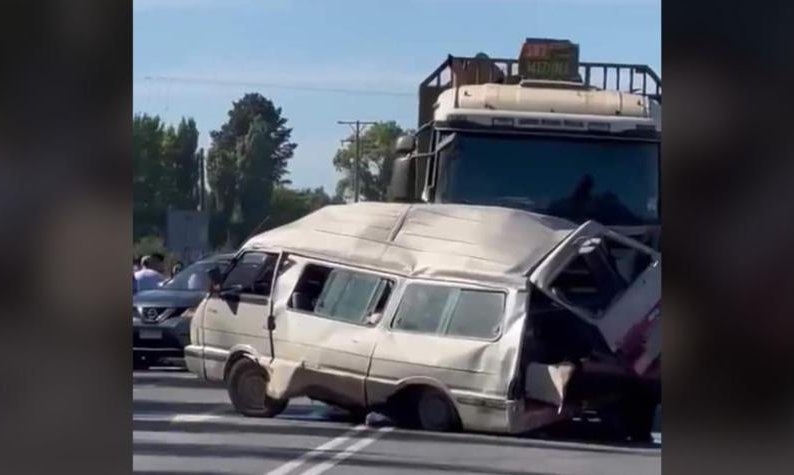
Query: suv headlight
xmin=181 ymin=307 xmax=197 ymax=318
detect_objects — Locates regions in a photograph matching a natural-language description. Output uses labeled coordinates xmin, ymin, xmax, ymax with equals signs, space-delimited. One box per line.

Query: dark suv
xmin=133 ymin=253 xmax=233 ymax=369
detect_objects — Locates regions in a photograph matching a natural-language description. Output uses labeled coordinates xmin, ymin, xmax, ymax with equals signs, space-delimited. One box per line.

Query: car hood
xmin=132 ymin=288 xmax=207 ymax=308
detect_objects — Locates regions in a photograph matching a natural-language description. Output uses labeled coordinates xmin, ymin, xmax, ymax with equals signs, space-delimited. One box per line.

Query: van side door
xmin=201 ymin=251 xmax=279 ymax=379
xmin=280 ymin=262 xmax=394 ymax=408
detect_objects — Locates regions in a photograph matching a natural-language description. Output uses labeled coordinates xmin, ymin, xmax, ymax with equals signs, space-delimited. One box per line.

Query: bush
xmin=133 ymin=235 xmax=167 ymax=259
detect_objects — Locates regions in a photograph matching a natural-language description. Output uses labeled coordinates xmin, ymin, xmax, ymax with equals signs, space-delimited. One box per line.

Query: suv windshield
xmin=437 ymin=133 xmax=659 ymax=226
xmin=163 ymin=259 xmax=230 ymax=291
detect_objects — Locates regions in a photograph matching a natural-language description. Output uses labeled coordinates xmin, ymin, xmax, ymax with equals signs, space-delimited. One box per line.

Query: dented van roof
xmin=242 ymin=202 xmax=577 ymax=287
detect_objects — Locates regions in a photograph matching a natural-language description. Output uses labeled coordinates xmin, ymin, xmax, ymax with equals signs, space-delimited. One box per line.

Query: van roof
xmin=242 ymin=202 xmax=577 ymax=288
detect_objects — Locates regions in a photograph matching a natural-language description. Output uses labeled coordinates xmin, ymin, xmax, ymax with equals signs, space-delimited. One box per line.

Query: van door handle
xmin=208 ymin=308 xmax=217 ymax=314
xmin=351 ymin=338 xmax=360 ymax=343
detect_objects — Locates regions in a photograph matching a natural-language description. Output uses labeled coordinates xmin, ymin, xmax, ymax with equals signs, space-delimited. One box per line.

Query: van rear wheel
xmin=227 ymin=358 xmax=287 ymax=418
xmin=416 ymin=389 xmax=459 ymax=432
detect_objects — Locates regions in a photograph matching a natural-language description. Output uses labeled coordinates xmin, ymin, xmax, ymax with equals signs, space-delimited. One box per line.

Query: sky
xmin=133 ymin=0 xmax=660 ymax=193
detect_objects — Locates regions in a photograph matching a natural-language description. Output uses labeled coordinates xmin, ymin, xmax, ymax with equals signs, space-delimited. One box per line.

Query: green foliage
xmin=133 ymin=114 xmax=165 ymax=238
xmin=162 ymin=118 xmax=200 ymax=210
xmin=267 ymin=186 xmax=332 ymax=230
xmin=332 ymin=121 xmax=408 ymax=202
xmin=206 ymin=93 xmax=297 ymax=247
xmin=133 ymin=113 xmax=201 ymax=240
xmin=133 ymin=235 xmax=167 ymax=259
xmin=134 ymin=93 xmax=334 ymax=255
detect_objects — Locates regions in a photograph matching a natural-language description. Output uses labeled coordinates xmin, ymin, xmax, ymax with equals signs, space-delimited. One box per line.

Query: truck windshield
xmin=437 ymin=133 xmax=659 ymax=225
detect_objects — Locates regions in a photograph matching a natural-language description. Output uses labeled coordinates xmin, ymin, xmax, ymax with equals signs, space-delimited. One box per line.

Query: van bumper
xmin=184 ymin=345 xmax=205 ymax=379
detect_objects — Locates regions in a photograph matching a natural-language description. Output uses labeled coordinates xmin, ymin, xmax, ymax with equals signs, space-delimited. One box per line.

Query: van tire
xmin=227 ymin=358 xmax=287 ymax=418
xmin=416 ymin=389 xmax=460 ymax=432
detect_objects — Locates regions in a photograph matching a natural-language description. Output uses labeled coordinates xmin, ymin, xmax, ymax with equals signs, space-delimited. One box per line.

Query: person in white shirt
xmin=134 ymin=255 xmax=166 ymax=292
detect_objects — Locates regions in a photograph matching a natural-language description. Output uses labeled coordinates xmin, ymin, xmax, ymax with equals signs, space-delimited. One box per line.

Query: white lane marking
xmin=171 ymin=413 xmax=222 ymax=423
xmin=299 ymin=426 xmax=394 ymax=475
xmin=133 ymin=409 xmax=226 ymax=423
xmin=264 ymin=425 xmax=368 ymax=475
xmin=133 ymin=413 xmax=179 ymax=422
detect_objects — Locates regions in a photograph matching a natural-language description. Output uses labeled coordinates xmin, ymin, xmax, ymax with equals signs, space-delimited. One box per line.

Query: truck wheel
xmin=625 ymin=400 xmax=656 ymax=443
xmin=416 ymin=389 xmax=460 ymax=432
xmin=601 ymin=399 xmax=655 ymax=443
xmin=227 ymin=358 xmax=287 ymax=418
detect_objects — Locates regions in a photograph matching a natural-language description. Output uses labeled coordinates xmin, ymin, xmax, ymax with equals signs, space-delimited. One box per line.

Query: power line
xmin=338 ymin=120 xmax=378 ymax=203
xmin=139 ymin=75 xmax=416 ymax=98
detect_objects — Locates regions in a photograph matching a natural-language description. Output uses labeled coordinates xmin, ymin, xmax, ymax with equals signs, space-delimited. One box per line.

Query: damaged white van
xmin=185 ymin=202 xmax=660 ymax=440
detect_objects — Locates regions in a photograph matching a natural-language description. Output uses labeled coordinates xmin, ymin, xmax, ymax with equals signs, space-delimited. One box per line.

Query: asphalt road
xmin=133 ymin=366 xmax=661 ymax=475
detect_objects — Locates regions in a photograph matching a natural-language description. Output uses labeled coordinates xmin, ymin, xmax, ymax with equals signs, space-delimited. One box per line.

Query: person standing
xmin=134 ymin=255 xmax=166 ymax=292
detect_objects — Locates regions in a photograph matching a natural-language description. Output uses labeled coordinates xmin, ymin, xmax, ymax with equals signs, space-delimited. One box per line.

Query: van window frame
xmin=286 ymin=257 xmax=398 ymax=328
xmin=388 ymin=279 xmax=508 ymax=342
xmin=219 ymin=250 xmax=281 ymax=302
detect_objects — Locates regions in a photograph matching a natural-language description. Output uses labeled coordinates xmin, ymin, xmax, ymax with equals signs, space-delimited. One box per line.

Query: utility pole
xmin=337 ymin=120 xmax=377 ymax=202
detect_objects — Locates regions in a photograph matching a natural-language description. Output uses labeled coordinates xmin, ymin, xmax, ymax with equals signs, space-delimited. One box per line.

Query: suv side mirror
xmin=387 ymin=154 xmax=415 ymax=202
xmin=394 ymin=135 xmax=416 ymax=154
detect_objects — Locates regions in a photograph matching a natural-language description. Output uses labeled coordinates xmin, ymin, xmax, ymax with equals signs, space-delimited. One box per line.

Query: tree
xmin=133 ymin=113 xmax=201 ymax=240
xmin=332 ymin=121 xmax=407 ymax=202
xmin=267 ymin=187 xmax=332 ymax=229
xmin=161 ymin=118 xmax=200 ymax=210
xmin=206 ymin=93 xmax=298 ymax=247
xmin=237 ymin=117 xmax=276 ymax=239
xmin=210 ymin=93 xmax=297 ymax=185
xmin=133 ymin=113 xmax=166 ymax=238
xmin=206 ymin=148 xmax=238 ymax=247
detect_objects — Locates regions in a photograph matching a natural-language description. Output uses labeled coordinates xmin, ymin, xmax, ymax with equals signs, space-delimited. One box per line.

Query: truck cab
xmin=388 ymin=39 xmax=661 ymax=247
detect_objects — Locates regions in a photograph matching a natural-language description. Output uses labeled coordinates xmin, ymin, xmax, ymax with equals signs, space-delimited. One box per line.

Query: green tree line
xmin=133 ymin=93 xmax=335 ymax=253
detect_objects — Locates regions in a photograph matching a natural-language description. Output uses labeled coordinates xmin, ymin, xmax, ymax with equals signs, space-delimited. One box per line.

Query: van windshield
xmin=436 ymin=132 xmax=659 ymax=226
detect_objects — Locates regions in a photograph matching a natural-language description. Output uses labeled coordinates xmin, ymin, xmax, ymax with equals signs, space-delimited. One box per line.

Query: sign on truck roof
xmin=518 ymin=38 xmax=581 ymax=81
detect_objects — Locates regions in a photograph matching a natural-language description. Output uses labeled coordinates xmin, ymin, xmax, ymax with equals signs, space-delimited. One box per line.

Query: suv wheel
xmin=133 ymin=355 xmax=150 ymax=371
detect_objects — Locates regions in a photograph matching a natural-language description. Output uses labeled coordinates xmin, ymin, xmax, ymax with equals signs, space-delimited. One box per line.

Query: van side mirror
xmin=387 ymin=154 xmax=415 ymax=202
xmin=207 ymin=266 xmax=223 ymax=293
xmin=394 ymin=135 xmax=416 ymax=154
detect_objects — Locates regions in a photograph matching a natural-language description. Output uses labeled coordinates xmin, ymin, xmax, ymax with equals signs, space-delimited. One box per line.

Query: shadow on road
xmin=132 ymin=375 xmax=223 ymax=389
xmin=132 ymin=415 xmax=658 ymax=456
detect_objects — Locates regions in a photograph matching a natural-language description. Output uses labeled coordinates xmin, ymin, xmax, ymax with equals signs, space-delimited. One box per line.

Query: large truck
xmin=386 ymin=39 xmax=661 ymax=440
xmin=388 ymin=38 xmax=661 ymax=247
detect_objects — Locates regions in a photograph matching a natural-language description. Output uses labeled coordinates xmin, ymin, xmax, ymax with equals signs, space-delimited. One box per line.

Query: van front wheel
xmin=417 ymin=389 xmax=460 ymax=432
xmin=227 ymin=358 xmax=287 ymax=418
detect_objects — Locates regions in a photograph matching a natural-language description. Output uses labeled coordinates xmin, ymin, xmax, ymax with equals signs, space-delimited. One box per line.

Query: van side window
xmin=391 ymin=285 xmax=453 ymax=334
xmin=222 ymin=252 xmax=279 ymax=296
xmin=392 ymin=284 xmax=505 ymax=340
xmin=289 ymin=264 xmax=393 ymax=324
xmin=443 ymin=290 xmax=505 ymax=339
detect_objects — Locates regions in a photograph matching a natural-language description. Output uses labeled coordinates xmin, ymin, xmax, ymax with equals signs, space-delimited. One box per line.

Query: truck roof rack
xmin=421 ymin=55 xmax=661 ymax=97
xmin=417 ymin=55 xmax=661 ymax=127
